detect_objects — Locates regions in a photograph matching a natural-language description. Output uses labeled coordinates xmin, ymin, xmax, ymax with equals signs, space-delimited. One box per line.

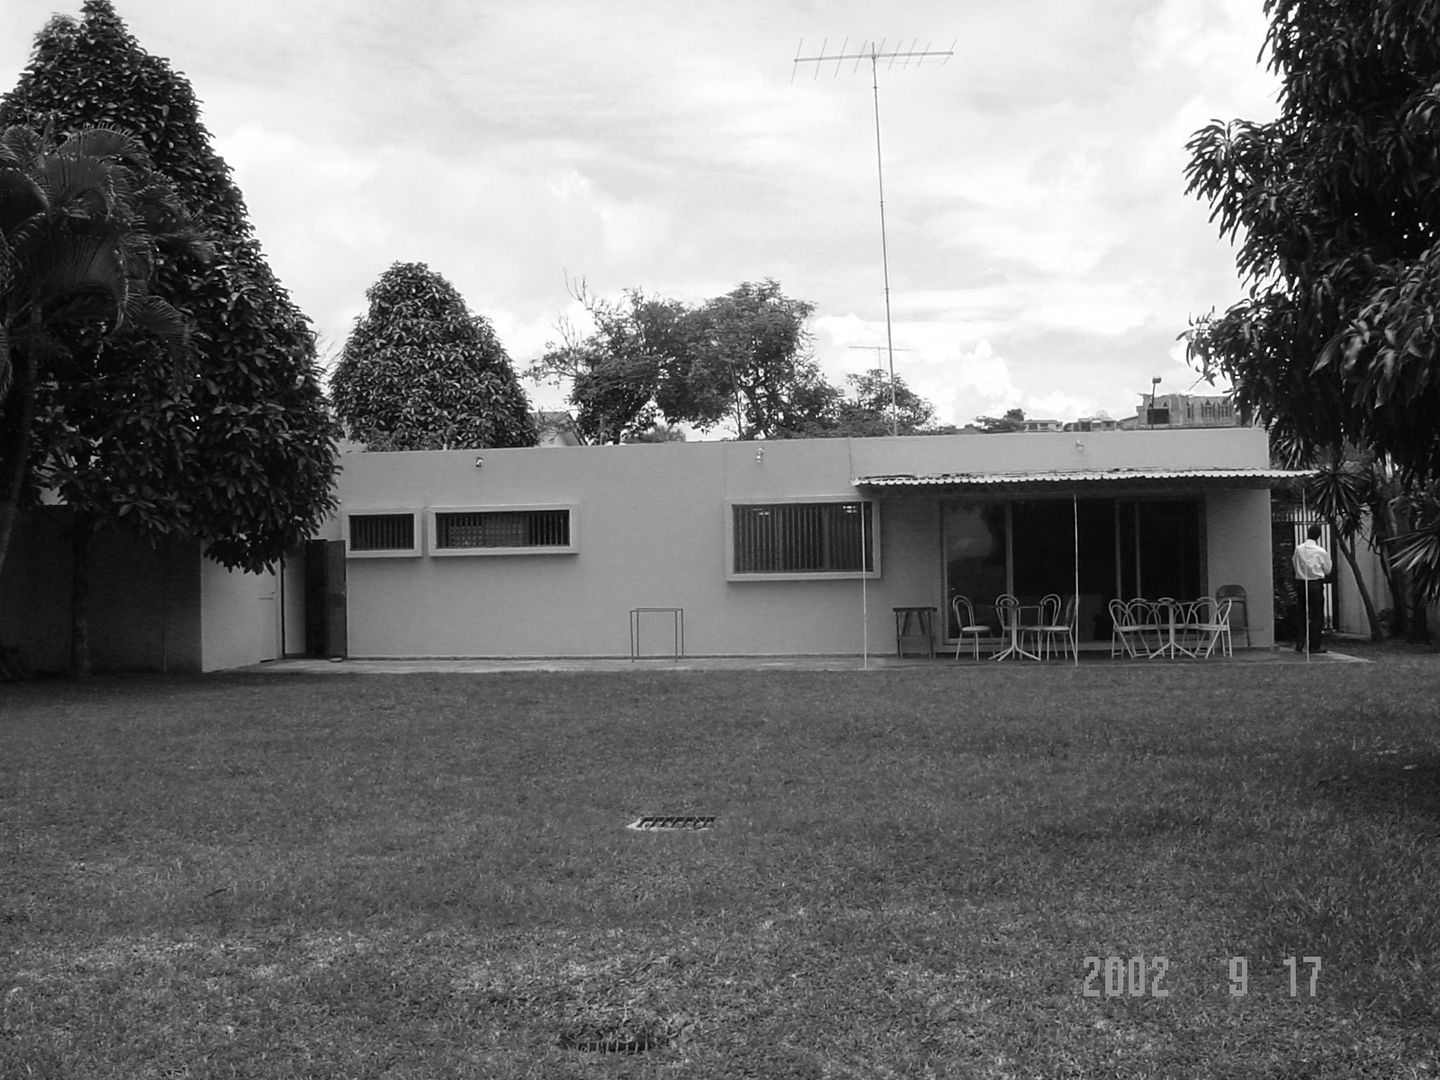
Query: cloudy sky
xmin=1 ymin=0 xmax=1283 ymax=433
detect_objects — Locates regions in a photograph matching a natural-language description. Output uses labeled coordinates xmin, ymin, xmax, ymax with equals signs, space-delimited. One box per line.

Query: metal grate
xmin=349 ymin=513 xmax=415 ymax=552
xmin=435 ymin=509 xmax=570 ymax=549
xmin=627 ymin=815 xmax=715 ymax=831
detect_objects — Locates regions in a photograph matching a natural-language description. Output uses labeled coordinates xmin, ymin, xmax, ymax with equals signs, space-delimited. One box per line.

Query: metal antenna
xmin=794 ymin=38 xmax=955 ymax=436
xmin=847 ymin=344 xmax=914 ymax=432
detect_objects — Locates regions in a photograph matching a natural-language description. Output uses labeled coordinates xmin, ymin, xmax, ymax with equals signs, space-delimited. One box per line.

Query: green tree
xmin=331 ymin=262 xmax=537 ymax=451
xmin=529 ymin=283 xmax=686 ymax=444
xmin=671 ymin=279 xmax=836 ymax=440
xmin=829 ymin=368 xmax=936 ymax=437
xmin=1184 ymin=0 xmax=1440 ymax=541
xmin=1 ymin=0 xmax=339 ymax=672
xmin=1301 ymin=451 xmax=1386 ymax=640
xmin=0 ymin=123 xmax=202 ymax=616
xmin=533 ymin=278 xmax=839 ymax=441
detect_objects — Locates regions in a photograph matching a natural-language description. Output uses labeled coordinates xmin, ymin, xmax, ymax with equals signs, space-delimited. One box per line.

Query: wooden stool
xmin=893 ymin=606 xmax=938 ymax=658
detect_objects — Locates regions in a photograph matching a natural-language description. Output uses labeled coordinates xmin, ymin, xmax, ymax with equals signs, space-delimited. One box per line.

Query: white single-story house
xmin=311 ymin=426 xmax=1294 ymax=659
xmin=1 ymin=426 xmax=1312 ymax=671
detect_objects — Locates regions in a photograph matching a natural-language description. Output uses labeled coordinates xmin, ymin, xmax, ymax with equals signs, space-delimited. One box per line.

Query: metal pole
xmin=792 ymin=39 xmax=953 ymax=440
xmin=869 ymin=47 xmax=899 ymax=437
xmin=860 ymin=500 xmax=870 ymax=669
xmin=1073 ymin=494 xmax=1080 ymax=667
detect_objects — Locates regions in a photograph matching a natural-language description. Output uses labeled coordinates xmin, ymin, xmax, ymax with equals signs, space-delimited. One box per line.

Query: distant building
xmin=1119 ymin=393 xmax=1241 ymax=430
xmin=1062 ymin=417 xmax=1120 ymax=433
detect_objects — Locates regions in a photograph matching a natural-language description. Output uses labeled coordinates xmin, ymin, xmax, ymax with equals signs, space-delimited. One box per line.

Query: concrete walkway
xmin=241 ymin=648 xmax=1368 ymax=675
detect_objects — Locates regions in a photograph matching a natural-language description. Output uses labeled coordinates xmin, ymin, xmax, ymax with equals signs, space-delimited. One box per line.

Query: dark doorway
xmin=303 ymin=539 xmax=347 ymax=659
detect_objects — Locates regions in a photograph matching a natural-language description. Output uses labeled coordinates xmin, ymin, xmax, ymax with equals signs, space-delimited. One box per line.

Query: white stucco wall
xmin=1204 ymin=488 xmax=1275 ymax=647
xmin=199 ymin=560 xmax=280 ymax=671
xmin=320 ymin=428 xmax=1278 ymax=658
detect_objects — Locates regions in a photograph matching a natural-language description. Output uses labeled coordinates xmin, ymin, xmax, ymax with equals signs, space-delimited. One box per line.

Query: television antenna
xmin=847 ymin=344 xmax=914 ymax=433
xmin=794 ymin=38 xmax=954 ymax=436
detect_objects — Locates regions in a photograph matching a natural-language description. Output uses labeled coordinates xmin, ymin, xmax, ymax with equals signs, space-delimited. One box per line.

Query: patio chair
xmin=1025 ymin=594 xmax=1062 ymax=656
xmin=1215 ymin=585 xmax=1250 ymax=649
xmin=1131 ymin=598 xmax=1167 ymax=657
xmin=1036 ymin=594 xmax=1077 ymax=659
xmin=951 ymin=596 xmax=991 ymax=661
xmin=1193 ymin=597 xmax=1233 ymax=658
xmin=1109 ymin=598 xmax=1150 ymax=658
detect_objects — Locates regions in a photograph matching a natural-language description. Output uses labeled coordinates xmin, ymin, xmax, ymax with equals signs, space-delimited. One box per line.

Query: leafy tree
xmin=1301 ymin=451 xmax=1387 ymax=640
xmin=533 ymin=278 xmax=839 ymax=441
xmin=668 ymin=279 xmax=836 ymax=440
xmin=973 ymin=407 xmax=1026 ymax=433
xmin=829 ymin=368 xmax=936 ymax=437
xmin=331 ymin=262 xmax=537 ymax=451
xmin=1 ymin=0 xmax=339 ymax=672
xmin=0 ymin=124 xmax=203 ymax=595
xmin=624 ymin=423 xmax=686 ymax=443
xmin=529 ymin=282 xmax=686 ymax=444
xmin=1183 ymin=0 xmax=1440 ymax=596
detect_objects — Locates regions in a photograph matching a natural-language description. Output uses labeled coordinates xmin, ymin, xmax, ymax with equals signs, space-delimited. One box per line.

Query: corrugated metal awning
xmin=853 ymin=467 xmax=1312 ymax=494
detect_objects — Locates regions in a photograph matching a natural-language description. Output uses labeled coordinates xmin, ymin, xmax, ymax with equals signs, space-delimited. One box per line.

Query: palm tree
xmin=1303 ymin=449 xmax=1386 ymax=641
xmin=0 ymin=124 xmax=205 ymax=661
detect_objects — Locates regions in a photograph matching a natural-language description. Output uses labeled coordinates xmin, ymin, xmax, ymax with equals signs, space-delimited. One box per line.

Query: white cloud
xmin=0 ymin=0 xmax=1288 ymax=436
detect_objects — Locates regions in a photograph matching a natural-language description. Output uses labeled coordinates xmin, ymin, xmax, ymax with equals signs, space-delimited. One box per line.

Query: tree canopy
xmin=531 ymin=279 xmax=938 ymax=441
xmin=1184 ymin=0 xmax=1440 ymax=481
xmin=0 ymin=123 xmax=204 ymax=597
xmin=329 ymin=261 xmax=537 ymax=451
xmin=0 ymin=0 xmax=338 ymax=575
xmin=828 ymin=369 xmax=936 ymax=437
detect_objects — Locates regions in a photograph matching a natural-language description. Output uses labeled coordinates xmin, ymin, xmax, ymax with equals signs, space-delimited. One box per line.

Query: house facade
xmin=313 ymin=426 xmax=1293 ymax=659
xmin=1 ymin=426 xmax=1301 ymax=672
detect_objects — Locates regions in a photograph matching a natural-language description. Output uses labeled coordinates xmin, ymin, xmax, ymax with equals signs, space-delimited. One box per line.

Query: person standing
xmin=1292 ymin=524 xmax=1334 ymax=654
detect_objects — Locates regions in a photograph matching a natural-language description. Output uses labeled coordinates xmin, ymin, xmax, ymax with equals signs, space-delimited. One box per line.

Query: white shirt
xmin=1293 ymin=539 xmax=1332 ymax=581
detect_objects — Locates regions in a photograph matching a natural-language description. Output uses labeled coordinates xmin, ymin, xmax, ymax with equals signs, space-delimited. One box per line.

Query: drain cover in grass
xmin=627 ymin=815 xmax=715 ymax=831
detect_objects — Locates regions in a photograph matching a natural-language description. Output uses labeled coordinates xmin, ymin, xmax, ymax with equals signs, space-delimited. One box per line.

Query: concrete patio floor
xmin=242 ymin=647 xmax=1367 ymax=675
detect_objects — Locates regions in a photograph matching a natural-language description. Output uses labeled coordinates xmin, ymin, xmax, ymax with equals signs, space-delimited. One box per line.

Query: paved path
xmin=240 ymin=649 xmax=1367 ymax=675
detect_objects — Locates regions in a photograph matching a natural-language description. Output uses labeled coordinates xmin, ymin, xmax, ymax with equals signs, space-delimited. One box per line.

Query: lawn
xmin=2 ymin=653 xmax=1439 ymax=1078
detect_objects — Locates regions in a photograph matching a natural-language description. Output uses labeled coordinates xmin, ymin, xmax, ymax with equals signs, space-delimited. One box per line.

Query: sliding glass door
xmin=944 ymin=496 xmax=1205 ymax=643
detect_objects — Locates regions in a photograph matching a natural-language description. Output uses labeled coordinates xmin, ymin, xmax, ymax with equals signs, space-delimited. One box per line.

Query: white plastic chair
xmin=951 ymin=595 xmax=991 ymax=661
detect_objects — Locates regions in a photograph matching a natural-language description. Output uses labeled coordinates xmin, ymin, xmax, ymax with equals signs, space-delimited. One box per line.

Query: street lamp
xmin=1148 ymin=376 xmax=1162 ymax=428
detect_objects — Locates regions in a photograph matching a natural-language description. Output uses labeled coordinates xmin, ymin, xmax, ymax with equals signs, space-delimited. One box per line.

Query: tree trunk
xmin=70 ymin=511 xmax=94 ymax=678
xmin=1406 ymin=585 xmax=1431 ymax=646
xmin=1372 ymin=492 xmax=1409 ymax=637
xmin=0 ymin=347 xmax=38 ymax=614
xmin=1336 ymin=533 xmax=1383 ymax=641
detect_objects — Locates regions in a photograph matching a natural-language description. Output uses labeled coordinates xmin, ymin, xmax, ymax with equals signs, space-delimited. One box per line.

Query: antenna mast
xmin=794 ymin=38 xmax=954 ymax=436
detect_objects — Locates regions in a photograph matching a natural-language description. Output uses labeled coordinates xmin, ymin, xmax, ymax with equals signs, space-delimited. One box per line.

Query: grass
xmin=2 ymin=655 xmax=1439 ymax=1078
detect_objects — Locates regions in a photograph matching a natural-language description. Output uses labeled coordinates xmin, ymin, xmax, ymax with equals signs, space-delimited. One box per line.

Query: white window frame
xmin=426 ymin=504 xmax=578 ymax=557
xmin=343 ymin=509 xmax=422 ymax=558
xmin=726 ymin=497 xmax=880 ymax=582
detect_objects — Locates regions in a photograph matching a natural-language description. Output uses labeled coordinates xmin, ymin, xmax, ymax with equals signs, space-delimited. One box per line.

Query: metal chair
xmin=1215 ymin=585 xmax=1250 ymax=649
xmin=1025 ymin=594 xmax=1061 ymax=657
xmin=1110 ymin=598 xmax=1152 ymax=658
xmin=1194 ymin=597 xmax=1234 ymax=658
xmin=1037 ymin=594 xmax=1077 ymax=659
xmin=1109 ymin=598 xmax=1137 ymax=658
xmin=951 ymin=596 xmax=991 ymax=661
